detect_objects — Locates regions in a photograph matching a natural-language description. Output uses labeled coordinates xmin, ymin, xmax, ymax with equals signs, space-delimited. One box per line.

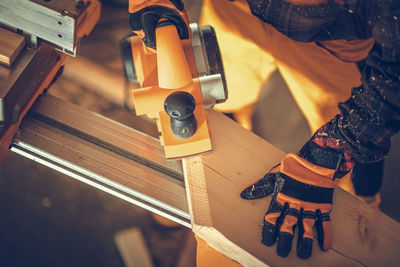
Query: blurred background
xmin=0 ymin=0 xmax=399 ymax=266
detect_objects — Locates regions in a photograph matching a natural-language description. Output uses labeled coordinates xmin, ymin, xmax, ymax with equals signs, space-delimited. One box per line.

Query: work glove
xmin=129 ymin=0 xmax=190 ymax=48
xmin=241 ymin=117 xmax=356 ymax=259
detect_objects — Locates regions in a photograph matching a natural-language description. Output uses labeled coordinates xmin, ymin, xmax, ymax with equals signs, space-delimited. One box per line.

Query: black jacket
xmin=247 ymin=0 xmax=400 ymax=163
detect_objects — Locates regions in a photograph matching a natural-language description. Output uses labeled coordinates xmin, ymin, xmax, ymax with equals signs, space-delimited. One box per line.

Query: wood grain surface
xmin=184 ymin=109 xmax=400 ymax=266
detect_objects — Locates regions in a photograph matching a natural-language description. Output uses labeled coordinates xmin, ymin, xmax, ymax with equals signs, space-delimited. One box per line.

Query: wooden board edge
xmin=193 ymin=225 xmax=269 ymax=267
xmin=183 ymin=157 xmax=213 ymax=226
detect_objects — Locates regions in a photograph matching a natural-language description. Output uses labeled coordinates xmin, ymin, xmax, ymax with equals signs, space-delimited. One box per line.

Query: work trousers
xmin=200 ymin=0 xmax=373 ymax=133
xmin=196 ymin=0 xmax=374 ymax=266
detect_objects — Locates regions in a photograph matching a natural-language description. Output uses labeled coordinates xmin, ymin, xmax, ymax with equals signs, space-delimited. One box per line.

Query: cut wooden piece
xmin=14 ymin=95 xmax=189 ymax=226
xmin=176 ymin=232 xmax=197 ymax=267
xmin=0 ymin=28 xmax=25 ymax=67
xmin=184 ymin=109 xmax=400 ymax=266
xmin=115 ymin=227 xmax=154 ymax=267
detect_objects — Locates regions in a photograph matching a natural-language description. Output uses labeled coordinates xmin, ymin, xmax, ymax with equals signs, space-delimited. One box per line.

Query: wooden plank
xmin=14 ymin=95 xmax=189 ymax=223
xmin=0 ymin=27 xmax=25 ymax=67
xmin=0 ymin=46 xmax=63 ymax=162
xmin=176 ymin=232 xmax=197 ymax=267
xmin=184 ymin=109 xmax=400 ymax=266
xmin=31 ymin=94 xmax=182 ymax=177
xmin=115 ymin=227 xmax=154 ymax=267
xmin=16 ymin=117 xmax=188 ymax=216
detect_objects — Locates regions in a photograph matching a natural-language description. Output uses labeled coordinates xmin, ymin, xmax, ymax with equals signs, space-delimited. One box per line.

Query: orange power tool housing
xmin=128 ymin=24 xmax=225 ymax=159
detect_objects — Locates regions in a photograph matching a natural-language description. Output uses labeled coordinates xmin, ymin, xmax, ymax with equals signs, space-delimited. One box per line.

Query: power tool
xmin=121 ymin=23 xmax=227 ymax=159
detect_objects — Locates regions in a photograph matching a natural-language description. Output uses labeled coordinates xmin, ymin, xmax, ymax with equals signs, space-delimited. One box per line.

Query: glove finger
xmin=297 ymin=217 xmax=315 ymax=259
xmin=159 ymin=12 xmax=189 ymax=40
xmin=262 ymin=216 xmax=280 ymax=246
xmin=315 ymin=211 xmax=333 ymax=251
xmin=277 ymin=214 xmax=297 ymax=257
xmin=141 ymin=11 xmax=160 ymax=49
xmin=240 ymin=165 xmax=280 ymax=199
xmin=170 ymin=0 xmax=184 ymax=11
xmin=262 ymin=201 xmax=286 ymax=246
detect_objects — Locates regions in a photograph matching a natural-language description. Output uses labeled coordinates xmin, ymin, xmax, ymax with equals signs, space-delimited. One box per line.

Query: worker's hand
xmin=241 ymin=118 xmax=356 ymax=259
xmin=242 ymin=153 xmax=336 ymax=259
xmin=129 ymin=0 xmax=190 ymax=49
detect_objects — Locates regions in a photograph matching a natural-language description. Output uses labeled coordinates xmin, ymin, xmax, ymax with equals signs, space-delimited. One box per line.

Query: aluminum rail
xmin=11 ymin=94 xmax=191 ymax=228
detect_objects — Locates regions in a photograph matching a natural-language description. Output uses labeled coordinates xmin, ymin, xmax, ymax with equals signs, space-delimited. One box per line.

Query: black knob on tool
xmin=164 ymin=91 xmax=197 ymax=139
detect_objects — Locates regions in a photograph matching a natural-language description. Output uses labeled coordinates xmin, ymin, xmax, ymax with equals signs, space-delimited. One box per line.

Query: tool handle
xmin=164 ymin=91 xmax=197 ymax=139
xmin=156 ymin=24 xmax=193 ymax=89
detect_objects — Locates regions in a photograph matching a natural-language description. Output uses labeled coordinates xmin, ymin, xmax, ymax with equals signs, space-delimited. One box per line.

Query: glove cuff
xmin=298 ymin=141 xmax=343 ymax=172
xmin=298 ymin=117 xmax=356 ymax=178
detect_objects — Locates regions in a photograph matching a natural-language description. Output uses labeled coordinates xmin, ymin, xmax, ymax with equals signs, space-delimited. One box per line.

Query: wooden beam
xmin=184 ymin=109 xmax=400 ymax=266
xmin=30 ymin=95 xmax=182 ymax=176
xmin=0 ymin=27 xmax=25 ymax=67
xmin=14 ymin=95 xmax=189 ymax=226
xmin=115 ymin=227 xmax=154 ymax=267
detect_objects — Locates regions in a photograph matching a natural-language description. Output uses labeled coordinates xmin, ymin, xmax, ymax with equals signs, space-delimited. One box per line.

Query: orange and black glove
xmin=241 ymin=117 xmax=356 ymax=259
xmin=129 ymin=0 xmax=190 ymax=48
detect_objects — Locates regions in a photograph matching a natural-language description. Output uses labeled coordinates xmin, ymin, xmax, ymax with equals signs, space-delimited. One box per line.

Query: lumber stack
xmin=184 ymin=109 xmax=400 ymax=266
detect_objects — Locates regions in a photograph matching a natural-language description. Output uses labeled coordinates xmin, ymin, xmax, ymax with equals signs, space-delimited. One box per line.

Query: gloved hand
xmin=129 ymin=0 xmax=190 ymax=48
xmin=241 ymin=118 xmax=356 ymax=259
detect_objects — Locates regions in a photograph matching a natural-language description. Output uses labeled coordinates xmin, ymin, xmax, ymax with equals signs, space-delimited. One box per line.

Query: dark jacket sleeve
xmin=336 ymin=1 xmax=400 ymax=163
xmin=246 ymin=0 xmax=400 ymax=163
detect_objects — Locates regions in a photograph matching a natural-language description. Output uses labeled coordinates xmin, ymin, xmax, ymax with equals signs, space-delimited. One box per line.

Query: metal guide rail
xmin=11 ymin=94 xmax=191 ymax=228
xmin=0 ymin=0 xmax=101 ymax=56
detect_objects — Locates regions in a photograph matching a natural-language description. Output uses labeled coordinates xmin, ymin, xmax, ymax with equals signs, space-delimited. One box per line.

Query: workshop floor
xmin=0 ymin=1 xmax=399 ymax=267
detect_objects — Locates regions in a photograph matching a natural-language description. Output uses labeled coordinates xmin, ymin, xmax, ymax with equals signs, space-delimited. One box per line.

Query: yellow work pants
xmin=195 ymin=0 xmax=374 ymax=265
xmin=200 ymin=0 xmax=373 ymax=132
